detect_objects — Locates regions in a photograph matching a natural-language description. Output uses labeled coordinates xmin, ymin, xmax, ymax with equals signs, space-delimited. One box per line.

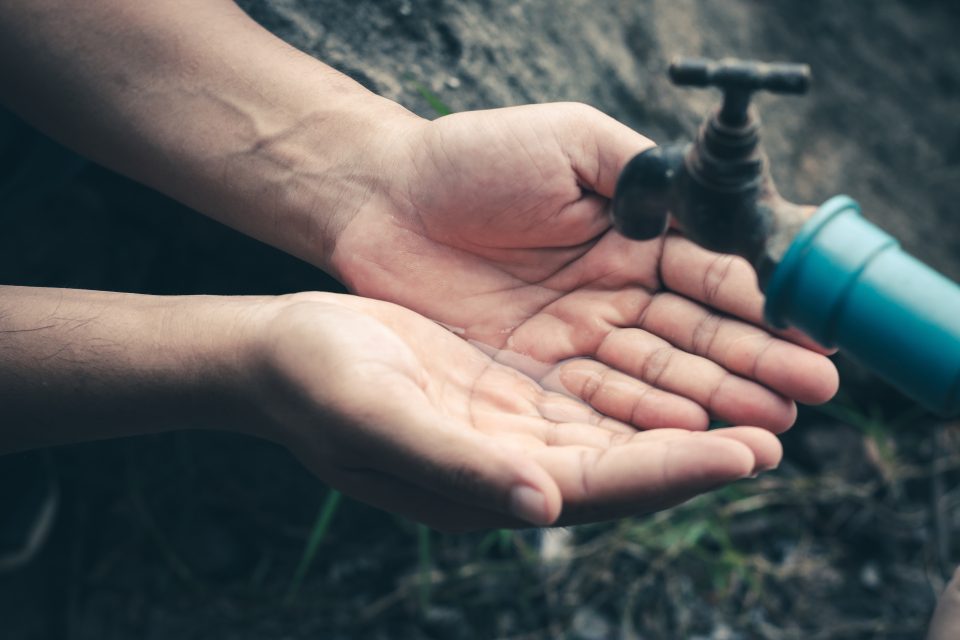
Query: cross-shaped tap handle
xmin=669 ymin=57 xmax=811 ymax=126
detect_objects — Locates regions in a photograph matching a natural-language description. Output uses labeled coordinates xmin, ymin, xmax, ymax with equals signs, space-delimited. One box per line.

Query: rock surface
xmin=239 ymin=0 xmax=960 ymax=279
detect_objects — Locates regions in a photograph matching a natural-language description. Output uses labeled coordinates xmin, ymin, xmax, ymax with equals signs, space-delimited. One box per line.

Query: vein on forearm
xmin=0 ymin=0 xmax=410 ymax=274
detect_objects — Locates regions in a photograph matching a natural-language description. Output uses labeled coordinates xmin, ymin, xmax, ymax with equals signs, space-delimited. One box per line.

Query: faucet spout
xmin=611 ymin=56 xmax=960 ymax=416
xmin=611 ymin=57 xmax=813 ymax=287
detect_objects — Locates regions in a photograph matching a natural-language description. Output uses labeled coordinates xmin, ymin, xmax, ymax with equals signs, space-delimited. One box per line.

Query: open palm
xmin=264 ymin=294 xmax=783 ymax=531
xmin=330 ymin=104 xmax=837 ymax=433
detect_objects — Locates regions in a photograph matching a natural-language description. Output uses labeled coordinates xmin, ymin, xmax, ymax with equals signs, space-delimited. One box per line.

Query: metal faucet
xmin=611 ymin=57 xmax=816 ymax=286
xmin=610 ymin=57 xmax=960 ymax=416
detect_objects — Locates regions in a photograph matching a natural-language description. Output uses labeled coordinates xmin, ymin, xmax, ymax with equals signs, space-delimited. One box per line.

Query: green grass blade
xmin=413 ymin=83 xmax=453 ymax=117
xmin=285 ymin=489 xmax=342 ymax=602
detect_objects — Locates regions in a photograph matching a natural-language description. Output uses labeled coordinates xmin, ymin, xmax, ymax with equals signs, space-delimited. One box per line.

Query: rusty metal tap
xmin=611 ymin=57 xmax=815 ymax=286
xmin=610 ymin=57 xmax=960 ymax=417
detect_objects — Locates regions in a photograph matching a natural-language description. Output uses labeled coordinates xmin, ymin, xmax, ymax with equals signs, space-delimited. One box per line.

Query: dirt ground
xmin=2 ymin=1 xmax=960 ymax=638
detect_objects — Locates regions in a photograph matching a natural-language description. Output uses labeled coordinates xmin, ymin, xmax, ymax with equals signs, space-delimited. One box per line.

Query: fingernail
xmin=509 ymin=485 xmax=550 ymax=526
xmin=748 ymin=463 xmax=779 ymax=478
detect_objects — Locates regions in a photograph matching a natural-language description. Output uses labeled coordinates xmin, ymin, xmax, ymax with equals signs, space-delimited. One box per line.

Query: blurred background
xmin=2 ymin=0 xmax=959 ymax=638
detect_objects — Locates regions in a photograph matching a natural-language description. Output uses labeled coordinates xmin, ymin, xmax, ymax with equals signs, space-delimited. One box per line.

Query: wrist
xmin=98 ymin=292 xmax=284 ymax=440
xmin=153 ymin=292 xmax=335 ymax=445
xmin=234 ymin=291 xmax=418 ymax=454
xmin=245 ymin=97 xmax=426 ymax=276
xmin=234 ymin=291 xmax=353 ymax=447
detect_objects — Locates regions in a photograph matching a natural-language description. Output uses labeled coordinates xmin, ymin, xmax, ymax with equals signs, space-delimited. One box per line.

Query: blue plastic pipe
xmin=764 ymin=195 xmax=960 ymax=416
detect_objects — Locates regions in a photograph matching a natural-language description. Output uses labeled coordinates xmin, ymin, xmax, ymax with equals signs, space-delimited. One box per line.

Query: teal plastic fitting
xmin=764 ymin=195 xmax=960 ymax=416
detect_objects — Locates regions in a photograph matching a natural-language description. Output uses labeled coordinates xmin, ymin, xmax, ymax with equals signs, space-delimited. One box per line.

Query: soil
xmin=2 ymin=1 xmax=959 ymax=638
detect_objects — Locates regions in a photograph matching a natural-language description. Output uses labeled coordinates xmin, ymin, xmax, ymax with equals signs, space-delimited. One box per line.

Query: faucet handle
xmin=669 ymin=57 xmax=811 ymax=125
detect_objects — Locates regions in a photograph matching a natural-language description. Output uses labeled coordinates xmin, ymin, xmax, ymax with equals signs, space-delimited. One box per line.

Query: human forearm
xmin=0 ymin=0 xmax=418 ymax=271
xmin=0 ymin=287 xmax=793 ymax=531
xmin=0 ymin=285 xmax=272 ymax=454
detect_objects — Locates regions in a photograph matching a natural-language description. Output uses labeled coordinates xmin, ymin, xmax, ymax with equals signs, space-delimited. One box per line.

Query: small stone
xmin=712 ymin=623 xmax=740 ymax=640
xmin=539 ymin=527 xmax=574 ymax=567
xmin=423 ymin=606 xmax=467 ymax=639
xmin=571 ymin=608 xmax=611 ymax=640
xmin=860 ymin=562 xmax=882 ymax=590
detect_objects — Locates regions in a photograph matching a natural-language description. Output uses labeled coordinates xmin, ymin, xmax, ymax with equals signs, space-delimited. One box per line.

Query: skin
xmin=928 ymin=567 xmax=960 ymax=639
xmin=0 ymin=286 xmax=786 ymax=531
xmin=0 ymin=0 xmax=839 ymax=530
xmin=334 ymin=104 xmax=837 ymax=432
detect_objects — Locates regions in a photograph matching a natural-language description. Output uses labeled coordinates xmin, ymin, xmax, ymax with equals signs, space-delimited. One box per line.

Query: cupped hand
xmin=330 ymin=103 xmax=838 ymax=433
xmin=253 ymin=293 xmax=783 ymax=531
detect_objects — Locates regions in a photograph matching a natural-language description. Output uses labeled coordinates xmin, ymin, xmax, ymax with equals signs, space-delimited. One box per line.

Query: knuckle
xmin=691 ymin=312 xmax=723 ymax=356
xmin=641 ymin=346 xmax=674 ymax=386
xmin=702 ymin=254 xmax=735 ymax=305
xmin=579 ymin=369 xmax=603 ymax=405
xmin=749 ymin=335 xmax=776 ymax=380
xmin=705 ymin=372 xmax=732 ymax=414
xmin=543 ymin=422 xmax=561 ymax=447
xmin=634 ymin=296 xmax=655 ymax=329
xmin=627 ymin=385 xmax=655 ymax=427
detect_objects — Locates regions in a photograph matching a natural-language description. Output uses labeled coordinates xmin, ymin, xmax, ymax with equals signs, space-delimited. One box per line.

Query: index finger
xmin=659 ymin=234 xmax=835 ymax=354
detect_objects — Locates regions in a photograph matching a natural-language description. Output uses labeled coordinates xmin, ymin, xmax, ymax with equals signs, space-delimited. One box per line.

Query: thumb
xmin=561 ymin=103 xmax=656 ymax=199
